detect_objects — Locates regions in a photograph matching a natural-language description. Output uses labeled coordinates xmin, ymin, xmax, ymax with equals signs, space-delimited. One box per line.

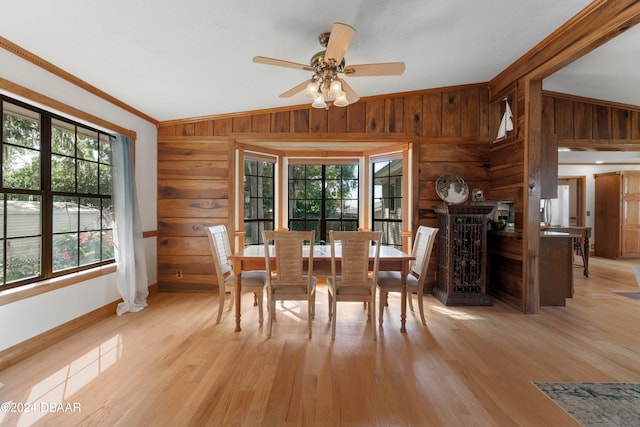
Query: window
xmin=243 ymin=158 xmax=274 ymax=245
xmin=372 ymin=159 xmax=403 ymax=248
xmin=1 ymin=96 xmax=114 ymax=291
xmin=288 ymin=164 xmax=359 ymax=243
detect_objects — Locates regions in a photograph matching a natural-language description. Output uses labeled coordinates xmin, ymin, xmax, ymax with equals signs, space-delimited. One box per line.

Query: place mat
xmin=533 ymin=382 xmax=640 ymax=427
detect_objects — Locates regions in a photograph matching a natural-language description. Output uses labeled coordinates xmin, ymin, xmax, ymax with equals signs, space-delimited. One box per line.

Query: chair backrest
xmin=263 ymin=230 xmax=314 ymax=288
xmin=410 ymin=226 xmax=439 ymax=284
xmin=207 ymin=225 xmax=234 ymax=285
xmin=330 ymin=230 xmax=382 ymax=284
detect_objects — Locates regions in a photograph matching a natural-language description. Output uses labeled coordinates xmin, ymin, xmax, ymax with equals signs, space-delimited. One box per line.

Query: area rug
xmin=533 ymin=382 xmax=640 ymax=426
xmin=614 ymin=291 xmax=640 ymax=300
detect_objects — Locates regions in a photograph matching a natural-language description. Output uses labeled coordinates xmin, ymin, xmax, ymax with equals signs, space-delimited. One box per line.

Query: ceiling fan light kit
xmin=253 ymin=22 xmax=405 ymax=109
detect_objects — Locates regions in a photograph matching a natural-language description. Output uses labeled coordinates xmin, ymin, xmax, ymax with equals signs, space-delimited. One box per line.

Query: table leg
xmin=583 ymin=235 xmax=590 ymax=277
xmin=234 ymin=265 xmax=242 ymax=332
xmin=400 ymin=262 xmax=408 ymax=333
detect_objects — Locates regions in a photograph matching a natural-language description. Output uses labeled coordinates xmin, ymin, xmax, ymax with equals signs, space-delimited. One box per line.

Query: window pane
xmin=101 ymin=230 xmax=115 ymax=261
xmin=78 ymin=160 xmax=99 ymax=193
xmin=102 ymin=199 xmax=114 ymax=229
xmin=3 ymin=145 xmax=40 ymax=190
xmin=53 ymin=196 xmax=79 ymax=233
xmin=99 ymin=133 xmax=112 ymax=164
xmin=52 ymin=154 xmax=76 ymax=192
xmin=99 ymin=164 xmax=112 ymax=195
xmin=3 ymin=103 xmax=40 ymax=149
xmin=343 ymin=200 xmax=358 ymax=218
xmin=53 ymin=232 xmax=79 ymax=271
xmin=7 ymin=195 xmax=41 ymax=238
xmin=51 ymin=119 xmax=76 ymax=156
xmin=77 ymin=128 xmax=98 ymax=161
xmin=307 ymin=179 xmax=322 ymax=199
xmin=80 ymin=198 xmax=101 ymax=231
xmin=79 ymin=231 xmax=100 ymax=265
xmin=6 ymin=237 xmax=41 ymax=282
xmin=306 ymin=165 xmax=321 ymax=179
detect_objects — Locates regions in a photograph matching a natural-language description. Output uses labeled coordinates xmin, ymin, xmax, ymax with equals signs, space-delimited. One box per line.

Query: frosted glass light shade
xmin=304 ymin=80 xmax=320 ymax=99
xmin=312 ymin=94 xmax=326 ymax=108
xmin=333 ymin=91 xmax=348 ymax=107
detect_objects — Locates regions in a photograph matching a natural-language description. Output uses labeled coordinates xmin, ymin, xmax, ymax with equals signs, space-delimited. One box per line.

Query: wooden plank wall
xmin=157 ymin=84 xmax=492 ymax=293
xmin=543 ymin=92 xmax=640 ymax=144
xmin=487 ymin=89 xmax=640 ymax=311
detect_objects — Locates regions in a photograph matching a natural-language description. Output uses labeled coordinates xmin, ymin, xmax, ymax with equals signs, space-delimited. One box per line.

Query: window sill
xmin=0 ymin=264 xmax=117 ymax=307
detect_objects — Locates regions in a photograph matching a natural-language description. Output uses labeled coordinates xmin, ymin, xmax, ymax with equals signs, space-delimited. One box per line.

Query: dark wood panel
xmin=442 ymin=90 xmax=461 ymax=137
xmin=592 ymin=105 xmax=610 ymax=139
xmin=271 ymin=111 xmax=290 ymax=132
xmin=423 ymin=93 xmax=441 ymax=137
xmin=347 ymin=102 xmax=366 ymax=133
xmin=179 ymin=123 xmax=195 ymax=136
xmin=366 ymin=99 xmax=385 ymax=133
xmin=573 ymin=101 xmax=593 ymax=139
xmin=385 ymin=97 xmax=404 ymax=133
xmin=633 ymin=111 xmax=640 ymax=139
xmin=233 ymin=116 xmax=252 ymax=133
xmin=158 ymin=179 xmax=228 ymax=199
xmin=214 ymin=118 xmax=232 ymax=136
xmin=158 ymin=160 xmax=229 ymax=179
xmin=461 ymin=88 xmax=480 ymax=137
xmin=292 ymin=110 xmax=309 ymax=132
xmin=158 ymin=255 xmax=216 ymax=276
xmin=157 ymin=199 xmax=229 ymax=218
xmin=490 ymin=141 xmax=524 ymax=166
xmin=420 ymin=162 xmax=490 ymax=181
xmin=252 ymin=113 xmax=271 ymax=133
xmin=327 ymin=106 xmax=347 ymax=133
xmin=419 ymin=143 xmax=490 ymax=162
xmin=157 ymin=141 xmax=229 ymax=161
xmin=309 ymin=108 xmax=328 ymax=133
xmin=491 ymin=164 xmax=525 ymax=189
xmin=403 ymin=95 xmax=423 ymax=136
xmin=158 ymin=236 xmax=211 ymax=256
xmin=554 ymin=98 xmax=573 ymax=139
xmin=194 ymin=120 xmax=214 ymax=136
xmin=611 ymin=108 xmax=630 ymax=139
xmin=158 ymin=218 xmax=228 ymax=237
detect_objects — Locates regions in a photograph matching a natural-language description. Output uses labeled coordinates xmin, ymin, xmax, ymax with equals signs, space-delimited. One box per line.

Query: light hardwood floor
xmin=2 ymin=256 xmax=640 ymax=426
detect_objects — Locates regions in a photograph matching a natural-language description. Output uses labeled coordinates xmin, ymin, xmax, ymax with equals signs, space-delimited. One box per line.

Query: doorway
xmin=558 ymin=176 xmax=586 ymax=227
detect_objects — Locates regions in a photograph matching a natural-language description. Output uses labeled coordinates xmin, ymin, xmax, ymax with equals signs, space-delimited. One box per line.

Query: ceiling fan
xmin=253 ymin=22 xmax=405 ymax=108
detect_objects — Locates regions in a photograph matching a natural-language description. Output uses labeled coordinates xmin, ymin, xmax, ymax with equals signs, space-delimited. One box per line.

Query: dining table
xmin=229 ymin=243 xmax=415 ymax=333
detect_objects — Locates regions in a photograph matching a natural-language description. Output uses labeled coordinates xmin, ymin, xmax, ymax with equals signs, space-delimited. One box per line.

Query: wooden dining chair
xmin=262 ymin=230 xmax=317 ymax=338
xmin=207 ymin=225 xmax=267 ymax=325
xmin=377 ymin=226 xmax=438 ymax=327
xmin=327 ymin=230 xmax=382 ymax=340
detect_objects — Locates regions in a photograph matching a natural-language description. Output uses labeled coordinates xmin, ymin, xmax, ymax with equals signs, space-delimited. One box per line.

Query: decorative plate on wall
xmin=435 ymin=174 xmax=469 ymax=204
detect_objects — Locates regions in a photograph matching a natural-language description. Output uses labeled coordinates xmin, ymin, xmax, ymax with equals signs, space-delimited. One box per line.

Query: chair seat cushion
xmin=237 ymin=270 xmax=267 ymax=288
xmin=272 ymin=276 xmax=317 ymax=295
xmin=377 ymin=271 xmax=418 ymax=291
xmin=328 ymin=276 xmax=374 ymax=295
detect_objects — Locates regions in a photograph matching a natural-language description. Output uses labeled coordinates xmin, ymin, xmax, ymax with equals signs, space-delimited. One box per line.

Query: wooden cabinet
xmin=539 ymin=232 xmax=575 ymax=306
xmin=433 ymin=203 xmax=493 ymax=306
xmin=594 ymin=171 xmax=640 ymax=258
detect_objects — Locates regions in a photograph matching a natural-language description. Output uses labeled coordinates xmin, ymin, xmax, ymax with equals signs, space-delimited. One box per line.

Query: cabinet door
xmin=594 ymin=174 xmax=620 ymax=258
xmin=622 ymin=174 xmax=640 ymax=257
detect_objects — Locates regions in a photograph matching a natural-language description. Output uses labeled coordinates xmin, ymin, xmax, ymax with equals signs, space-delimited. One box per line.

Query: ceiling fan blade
xmin=343 ymin=62 xmax=405 ymax=76
xmin=324 ymin=23 xmax=355 ymax=66
xmin=253 ymin=56 xmax=313 ymax=72
xmin=279 ymin=80 xmax=311 ymax=98
xmin=339 ymin=79 xmax=360 ymax=104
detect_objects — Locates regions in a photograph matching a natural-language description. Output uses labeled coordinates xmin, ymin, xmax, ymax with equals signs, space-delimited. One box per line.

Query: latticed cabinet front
xmin=433 ymin=204 xmax=494 ymax=306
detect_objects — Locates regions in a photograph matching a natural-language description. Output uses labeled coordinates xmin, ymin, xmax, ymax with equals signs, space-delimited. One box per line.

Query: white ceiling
xmin=3 ymin=0 xmax=624 ymax=124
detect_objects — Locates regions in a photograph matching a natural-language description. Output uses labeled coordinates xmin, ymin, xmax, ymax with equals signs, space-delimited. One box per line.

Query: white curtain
xmin=112 ymin=134 xmax=149 ymax=315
